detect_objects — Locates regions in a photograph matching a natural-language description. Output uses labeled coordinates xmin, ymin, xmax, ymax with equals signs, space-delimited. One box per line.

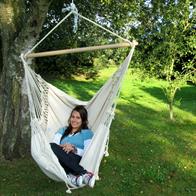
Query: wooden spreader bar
xmin=26 ymin=42 xmax=136 ymax=58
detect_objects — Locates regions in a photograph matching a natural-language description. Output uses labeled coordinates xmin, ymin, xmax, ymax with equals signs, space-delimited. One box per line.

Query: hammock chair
xmin=20 ymin=2 xmax=138 ymax=193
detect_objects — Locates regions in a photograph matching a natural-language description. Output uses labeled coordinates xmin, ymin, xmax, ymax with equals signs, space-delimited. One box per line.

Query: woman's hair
xmin=60 ymin=105 xmax=88 ymax=141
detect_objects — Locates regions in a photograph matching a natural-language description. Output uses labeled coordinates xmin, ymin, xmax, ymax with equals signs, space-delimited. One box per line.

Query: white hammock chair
xmin=20 ymin=3 xmax=137 ymax=193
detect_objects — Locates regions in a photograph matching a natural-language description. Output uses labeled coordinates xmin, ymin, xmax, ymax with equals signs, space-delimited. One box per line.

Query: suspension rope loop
xmin=62 ymin=1 xmax=78 ymax=13
xmin=70 ymin=2 xmax=79 ymax=33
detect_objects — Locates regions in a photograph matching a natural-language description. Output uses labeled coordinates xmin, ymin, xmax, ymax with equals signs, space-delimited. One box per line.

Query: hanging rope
xmin=25 ymin=12 xmax=73 ymax=58
xmin=25 ymin=2 xmax=80 ymax=57
xmin=24 ymin=2 xmax=136 ymax=58
xmin=74 ymin=11 xmax=131 ymax=44
xmin=62 ymin=2 xmax=79 ymax=33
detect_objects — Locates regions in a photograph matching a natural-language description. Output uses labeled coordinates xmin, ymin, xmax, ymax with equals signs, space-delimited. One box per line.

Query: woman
xmin=50 ymin=105 xmax=95 ymax=188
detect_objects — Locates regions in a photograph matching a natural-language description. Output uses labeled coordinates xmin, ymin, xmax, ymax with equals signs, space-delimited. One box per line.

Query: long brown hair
xmin=60 ymin=105 xmax=88 ymax=142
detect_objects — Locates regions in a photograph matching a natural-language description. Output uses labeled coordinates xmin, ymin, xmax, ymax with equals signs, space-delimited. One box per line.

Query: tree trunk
xmin=169 ymin=101 xmax=174 ymax=121
xmin=0 ymin=0 xmax=52 ymax=160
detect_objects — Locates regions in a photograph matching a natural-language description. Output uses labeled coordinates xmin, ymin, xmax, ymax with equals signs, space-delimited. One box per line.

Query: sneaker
xmin=83 ymin=172 xmax=95 ymax=188
xmin=67 ymin=174 xmax=83 ymax=187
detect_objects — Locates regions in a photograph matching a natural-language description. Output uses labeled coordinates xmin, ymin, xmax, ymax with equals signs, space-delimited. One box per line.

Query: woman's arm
xmin=75 ymin=138 xmax=92 ymax=156
xmin=52 ymin=133 xmax=62 ymax=144
xmin=60 ymin=138 xmax=92 ymax=156
xmin=51 ymin=127 xmax=66 ymax=144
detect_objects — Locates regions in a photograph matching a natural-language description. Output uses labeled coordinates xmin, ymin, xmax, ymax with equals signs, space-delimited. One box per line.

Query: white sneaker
xmin=67 ymin=174 xmax=83 ymax=187
xmin=83 ymin=172 xmax=95 ymax=188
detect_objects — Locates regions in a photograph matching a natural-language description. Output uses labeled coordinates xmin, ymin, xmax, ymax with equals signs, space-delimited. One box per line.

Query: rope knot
xmin=62 ymin=2 xmax=78 ymax=33
xmin=70 ymin=2 xmax=78 ymax=12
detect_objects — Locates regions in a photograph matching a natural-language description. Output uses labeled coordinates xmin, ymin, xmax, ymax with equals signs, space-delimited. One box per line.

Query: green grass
xmin=1 ymin=67 xmax=196 ymax=196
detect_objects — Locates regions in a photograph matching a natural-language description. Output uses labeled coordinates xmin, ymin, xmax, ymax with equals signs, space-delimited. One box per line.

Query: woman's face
xmin=70 ymin=110 xmax=82 ymax=130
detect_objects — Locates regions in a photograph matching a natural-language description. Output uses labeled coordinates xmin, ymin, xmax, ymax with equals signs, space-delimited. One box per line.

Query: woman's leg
xmin=50 ymin=143 xmax=86 ymax=175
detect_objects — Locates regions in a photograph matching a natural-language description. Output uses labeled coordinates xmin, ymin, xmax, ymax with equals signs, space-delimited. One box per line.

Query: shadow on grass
xmin=0 ymin=158 xmax=101 ymax=196
xmin=140 ymin=85 xmax=196 ymax=116
xmin=49 ymin=78 xmax=107 ymax=101
xmin=106 ymin=101 xmax=196 ymax=195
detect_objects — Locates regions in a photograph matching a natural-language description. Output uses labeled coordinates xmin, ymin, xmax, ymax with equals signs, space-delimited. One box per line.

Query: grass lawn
xmin=0 ymin=67 xmax=196 ymax=196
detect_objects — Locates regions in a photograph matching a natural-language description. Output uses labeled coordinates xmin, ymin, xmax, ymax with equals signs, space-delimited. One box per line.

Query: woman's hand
xmin=60 ymin=143 xmax=76 ymax=153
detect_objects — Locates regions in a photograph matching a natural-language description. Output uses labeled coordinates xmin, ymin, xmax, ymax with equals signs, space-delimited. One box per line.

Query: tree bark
xmin=169 ymin=101 xmax=174 ymax=121
xmin=0 ymin=0 xmax=52 ymax=160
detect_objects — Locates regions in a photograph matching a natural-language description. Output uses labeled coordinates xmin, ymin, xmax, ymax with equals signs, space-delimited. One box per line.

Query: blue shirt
xmin=53 ymin=127 xmax=93 ymax=156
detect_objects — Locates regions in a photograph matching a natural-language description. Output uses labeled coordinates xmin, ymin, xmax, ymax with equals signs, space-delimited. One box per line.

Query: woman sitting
xmin=50 ymin=105 xmax=95 ymax=187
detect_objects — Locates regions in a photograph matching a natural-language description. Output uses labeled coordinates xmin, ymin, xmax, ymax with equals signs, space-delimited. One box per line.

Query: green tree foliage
xmin=130 ymin=1 xmax=195 ymax=120
xmin=34 ymin=0 xmax=138 ymax=78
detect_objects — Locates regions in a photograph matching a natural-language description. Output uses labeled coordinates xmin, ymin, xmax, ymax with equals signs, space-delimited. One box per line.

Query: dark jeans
xmin=50 ymin=143 xmax=87 ymax=175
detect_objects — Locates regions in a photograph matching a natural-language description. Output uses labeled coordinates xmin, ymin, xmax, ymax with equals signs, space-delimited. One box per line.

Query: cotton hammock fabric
xmin=21 ymin=45 xmax=135 ymax=189
xmin=20 ymin=2 xmax=138 ymax=191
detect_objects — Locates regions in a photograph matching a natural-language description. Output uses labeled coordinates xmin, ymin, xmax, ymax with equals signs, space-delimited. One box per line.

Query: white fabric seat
xmin=21 ymin=48 xmax=134 ymax=190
